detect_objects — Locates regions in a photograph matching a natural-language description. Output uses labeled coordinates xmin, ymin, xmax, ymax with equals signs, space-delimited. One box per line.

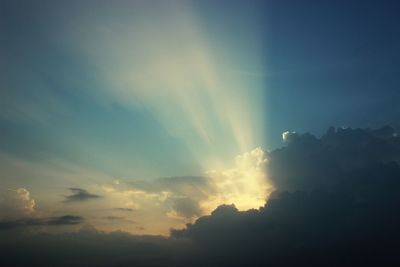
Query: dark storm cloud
xmin=0 ymin=226 xmax=192 ymax=267
xmin=170 ymin=126 xmax=400 ymax=266
xmin=2 ymin=126 xmax=400 ymax=266
xmin=268 ymin=126 xmax=400 ymax=192
xmin=64 ymin=188 xmax=102 ymax=202
xmin=0 ymin=215 xmax=84 ymax=230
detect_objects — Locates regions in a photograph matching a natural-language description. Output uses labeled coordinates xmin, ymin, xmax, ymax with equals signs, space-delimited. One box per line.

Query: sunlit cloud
xmin=282 ymin=131 xmax=297 ymax=142
xmin=202 ymin=147 xmax=273 ymax=212
xmin=98 ymin=148 xmax=273 ymax=234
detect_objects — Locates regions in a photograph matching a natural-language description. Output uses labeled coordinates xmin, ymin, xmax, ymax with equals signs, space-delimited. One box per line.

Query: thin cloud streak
xmin=0 ymin=215 xmax=84 ymax=230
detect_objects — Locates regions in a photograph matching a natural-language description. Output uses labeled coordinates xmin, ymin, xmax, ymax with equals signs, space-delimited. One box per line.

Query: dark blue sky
xmin=262 ymin=0 xmax=400 ymax=145
xmin=184 ymin=0 xmax=400 ymax=147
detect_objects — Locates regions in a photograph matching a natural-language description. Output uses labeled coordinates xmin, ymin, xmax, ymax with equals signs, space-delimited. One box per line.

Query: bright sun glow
xmin=203 ymin=147 xmax=273 ymax=212
xmin=75 ymin=2 xmax=270 ymax=232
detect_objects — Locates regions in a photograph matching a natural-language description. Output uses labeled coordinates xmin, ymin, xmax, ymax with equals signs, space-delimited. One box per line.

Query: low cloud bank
xmin=2 ymin=126 xmax=400 ymax=266
xmin=0 ymin=215 xmax=84 ymax=230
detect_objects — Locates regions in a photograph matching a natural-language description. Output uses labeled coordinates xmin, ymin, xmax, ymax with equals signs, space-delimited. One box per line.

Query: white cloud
xmin=282 ymin=131 xmax=297 ymax=142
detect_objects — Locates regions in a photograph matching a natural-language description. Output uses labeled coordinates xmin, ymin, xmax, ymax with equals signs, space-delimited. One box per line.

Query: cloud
xmin=3 ymin=126 xmax=400 ymax=266
xmin=15 ymin=188 xmax=36 ymax=214
xmin=270 ymin=126 xmax=400 ymax=192
xmin=0 ymin=226 xmax=182 ymax=267
xmin=99 ymin=148 xmax=272 ymax=232
xmin=64 ymin=188 xmax=102 ymax=202
xmin=0 ymin=188 xmax=36 ymax=220
xmin=282 ymin=130 xmax=298 ymax=142
xmin=170 ymin=126 xmax=400 ymax=266
xmin=170 ymin=197 xmax=202 ymax=219
xmin=0 ymin=215 xmax=84 ymax=230
xmin=203 ymin=147 xmax=273 ymax=211
xmin=102 ymin=176 xmax=214 ymax=226
xmin=47 ymin=215 xmax=84 ymax=226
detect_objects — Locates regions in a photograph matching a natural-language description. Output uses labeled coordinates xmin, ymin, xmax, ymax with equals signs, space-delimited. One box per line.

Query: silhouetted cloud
xmin=64 ymin=188 xmax=102 ymax=202
xmin=170 ymin=126 xmax=400 ymax=266
xmin=2 ymin=126 xmax=400 ymax=266
xmin=0 ymin=226 xmax=183 ymax=267
xmin=0 ymin=215 xmax=84 ymax=230
xmin=268 ymin=126 xmax=400 ymax=192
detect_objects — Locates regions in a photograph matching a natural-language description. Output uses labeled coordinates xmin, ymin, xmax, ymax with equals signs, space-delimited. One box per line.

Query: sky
xmin=1 ymin=0 xmax=400 ymax=238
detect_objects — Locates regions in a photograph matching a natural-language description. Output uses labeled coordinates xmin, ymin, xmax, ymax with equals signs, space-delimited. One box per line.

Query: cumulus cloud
xmin=270 ymin=126 xmax=400 ymax=192
xmin=0 ymin=188 xmax=36 ymax=220
xmin=15 ymin=188 xmax=36 ymax=214
xmin=170 ymin=126 xmax=400 ymax=266
xmin=0 ymin=188 xmax=84 ymax=232
xmin=3 ymin=126 xmax=400 ymax=266
xmin=64 ymin=188 xmax=102 ymax=202
xmin=282 ymin=130 xmax=298 ymax=142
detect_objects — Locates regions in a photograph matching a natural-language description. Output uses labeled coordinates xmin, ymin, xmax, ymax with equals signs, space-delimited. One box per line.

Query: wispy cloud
xmin=0 ymin=215 xmax=84 ymax=230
